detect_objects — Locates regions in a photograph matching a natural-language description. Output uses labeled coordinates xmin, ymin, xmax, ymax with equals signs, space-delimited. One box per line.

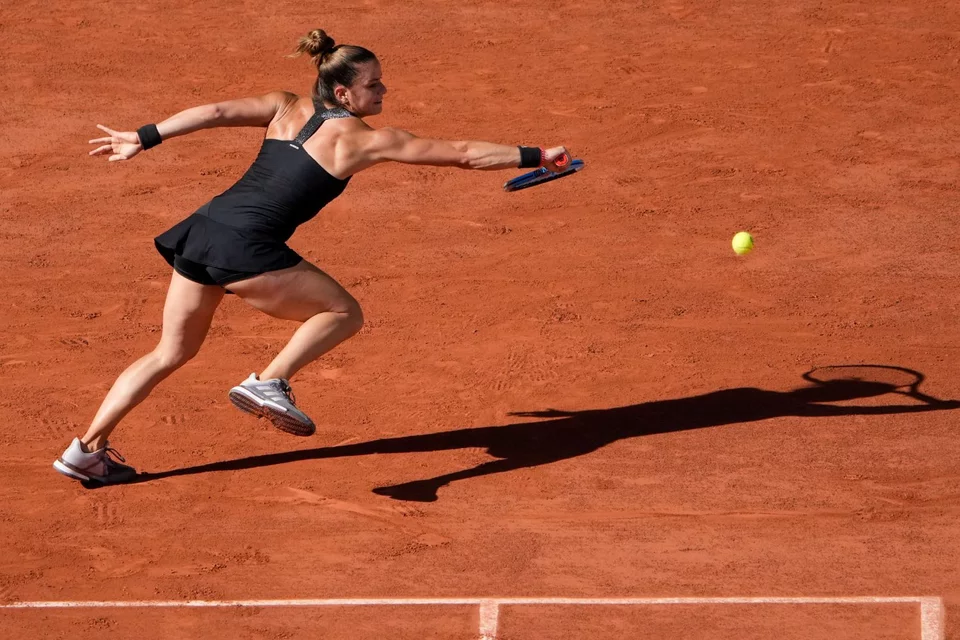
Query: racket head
xmin=802 ymin=364 xmax=923 ymax=390
xmin=801 ymin=364 xmax=926 ymax=402
xmin=503 ymin=158 xmax=585 ymax=192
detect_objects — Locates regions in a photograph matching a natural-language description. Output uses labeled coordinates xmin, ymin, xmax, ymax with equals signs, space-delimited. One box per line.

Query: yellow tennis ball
xmin=732 ymin=231 xmax=754 ymax=255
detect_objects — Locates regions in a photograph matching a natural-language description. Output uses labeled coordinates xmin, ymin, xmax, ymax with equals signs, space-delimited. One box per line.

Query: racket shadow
xmin=117 ymin=365 xmax=960 ymax=499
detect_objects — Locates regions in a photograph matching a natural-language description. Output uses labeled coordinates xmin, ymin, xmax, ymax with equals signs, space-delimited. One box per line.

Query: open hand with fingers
xmin=88 ymin=124 xmax=142 ymax=162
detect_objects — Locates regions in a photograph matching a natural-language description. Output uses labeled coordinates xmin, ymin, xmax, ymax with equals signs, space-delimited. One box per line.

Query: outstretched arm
xmin=88 ymin=91 xmax=297 ymax=162
xmin=356 ymin=127 xmax=568 ymax=172
xmin=155 ymin=91 xmax=298 ymax=138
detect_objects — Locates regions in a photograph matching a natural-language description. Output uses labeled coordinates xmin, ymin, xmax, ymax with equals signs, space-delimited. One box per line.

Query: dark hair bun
xmin=295 ymin=29 xmax=336 ymax=63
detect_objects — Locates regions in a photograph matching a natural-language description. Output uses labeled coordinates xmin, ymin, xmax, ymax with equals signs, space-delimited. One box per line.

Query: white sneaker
xmin=53 ymin=438 xmax=137 ymax=484
xmin=228 ymin=373 xmax=316 ymax=436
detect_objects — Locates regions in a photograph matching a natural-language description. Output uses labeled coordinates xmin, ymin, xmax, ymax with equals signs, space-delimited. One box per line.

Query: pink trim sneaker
xmin=53 ymin=438 xmax=136 ymax=484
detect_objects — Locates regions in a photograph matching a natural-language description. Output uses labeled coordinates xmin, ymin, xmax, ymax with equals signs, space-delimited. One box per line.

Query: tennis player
xmin=54 ymin=28 xmax=570 ymax=484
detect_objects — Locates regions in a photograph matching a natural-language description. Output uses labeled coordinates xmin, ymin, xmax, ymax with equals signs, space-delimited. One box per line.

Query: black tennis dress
xmin=154 ymin=102 xmax=354 ymax=287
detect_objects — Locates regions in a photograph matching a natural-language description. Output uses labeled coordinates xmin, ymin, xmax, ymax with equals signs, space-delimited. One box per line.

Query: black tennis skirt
xmin=154 ymin=202 xmax=303 ymax=287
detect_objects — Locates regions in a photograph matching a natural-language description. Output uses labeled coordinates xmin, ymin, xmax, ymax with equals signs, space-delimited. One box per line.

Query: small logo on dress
xmin=289 ymin=144 xmax=300 ymax=150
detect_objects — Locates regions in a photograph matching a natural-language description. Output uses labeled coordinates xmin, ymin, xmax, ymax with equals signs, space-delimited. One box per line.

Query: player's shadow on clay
xmin=127 ymin=365 xmax=960 ymax=501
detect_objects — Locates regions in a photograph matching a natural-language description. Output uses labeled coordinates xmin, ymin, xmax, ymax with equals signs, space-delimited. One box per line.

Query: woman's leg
xmin=79 ymin=270 xmax=225 ymax=451
xmin=224 ymin=261 xmax=363 ymax=435
xmin=227 ymin=260 xmax=364 ymax=381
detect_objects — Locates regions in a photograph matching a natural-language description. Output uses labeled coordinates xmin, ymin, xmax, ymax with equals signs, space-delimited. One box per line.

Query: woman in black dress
xmin=54 ymin=29 xmax=570 ymax=484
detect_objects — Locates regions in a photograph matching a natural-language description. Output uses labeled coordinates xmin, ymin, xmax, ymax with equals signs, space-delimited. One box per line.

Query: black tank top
xmin=203 ymin=102 xmax=353 ymax=242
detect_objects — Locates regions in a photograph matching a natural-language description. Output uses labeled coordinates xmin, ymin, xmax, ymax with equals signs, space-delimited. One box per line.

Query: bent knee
xmin=339 ymin=301 xmax=365 ymax=336
xmin=154 ymin=344 xmax=201 ymax=370
xmin=320 ymin=297 xmax=364 ymax=336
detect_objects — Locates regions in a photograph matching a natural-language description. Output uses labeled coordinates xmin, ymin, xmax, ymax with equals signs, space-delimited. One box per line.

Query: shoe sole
xmin=52 ymin=460 xmax=137 ymax=485
xmin=228 ymin=387 xmax=316 ymax=437
xmin=53 ymin=459 xmax=90 ymax=481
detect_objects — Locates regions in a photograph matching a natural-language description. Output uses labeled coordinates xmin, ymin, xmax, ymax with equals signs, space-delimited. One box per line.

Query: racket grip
xmin=553 ymin=153 xmax=570 ymax=167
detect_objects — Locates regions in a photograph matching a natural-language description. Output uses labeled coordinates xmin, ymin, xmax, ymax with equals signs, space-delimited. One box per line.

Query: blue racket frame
xmin=503 ymin=159 xmax=585 ymax=192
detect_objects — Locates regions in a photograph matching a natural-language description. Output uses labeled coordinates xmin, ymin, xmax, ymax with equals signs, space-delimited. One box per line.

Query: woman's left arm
xmin=89 ymin=91 xmax=297 ymax=162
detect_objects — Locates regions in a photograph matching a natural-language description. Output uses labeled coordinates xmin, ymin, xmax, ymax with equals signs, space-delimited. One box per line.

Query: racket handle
xmin=553 ymin=153 xmax=570 ymax=167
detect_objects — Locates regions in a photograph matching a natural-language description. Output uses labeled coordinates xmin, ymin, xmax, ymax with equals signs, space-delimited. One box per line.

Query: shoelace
xmin=275 ymin=379 xmax=297 ymax=406
xmin=99 ymin=445 xmax=128 ymax=469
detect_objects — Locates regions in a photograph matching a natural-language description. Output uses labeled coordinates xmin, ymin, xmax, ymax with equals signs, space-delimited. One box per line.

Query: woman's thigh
xmin=226 ymin=260 xmax=360 ymax=322
xmin=158 ymin=270 xmax=226 ymax=360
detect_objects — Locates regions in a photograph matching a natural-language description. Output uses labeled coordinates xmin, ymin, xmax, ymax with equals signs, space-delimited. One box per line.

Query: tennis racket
xmin=503 ymin=153 xmax=585 ymax=192
xmin=802 ymin=364 xmax=945 ymax=404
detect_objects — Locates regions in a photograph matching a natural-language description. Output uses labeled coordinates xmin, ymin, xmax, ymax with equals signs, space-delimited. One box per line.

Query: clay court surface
xmin=2 ymin=0 xmax=960 ymax=637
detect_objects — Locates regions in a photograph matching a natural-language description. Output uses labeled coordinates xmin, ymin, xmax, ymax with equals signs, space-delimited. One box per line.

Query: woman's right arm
xmin=89 ymin=91 xmax=298 ymax=162
xmin=357 ymin=127 xmax=568 ymax=172
xmin=154 ymin=91 xmax=298 ymax=139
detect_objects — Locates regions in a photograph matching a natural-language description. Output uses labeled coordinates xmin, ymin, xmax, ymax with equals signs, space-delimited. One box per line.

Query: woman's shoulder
xmin=259 ymin=91 xmax=305 ymax=125
xmin=255 ymin=90 xmax=302 ymax=108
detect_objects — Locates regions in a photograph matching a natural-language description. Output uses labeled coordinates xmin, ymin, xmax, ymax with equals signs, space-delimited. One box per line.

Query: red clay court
xmin=2 ymin=0 xmax=959 ymax=637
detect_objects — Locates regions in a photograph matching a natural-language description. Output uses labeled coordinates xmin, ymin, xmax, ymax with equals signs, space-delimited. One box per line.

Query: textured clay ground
xmin=2 ymin=0 xmax=959 ymax=637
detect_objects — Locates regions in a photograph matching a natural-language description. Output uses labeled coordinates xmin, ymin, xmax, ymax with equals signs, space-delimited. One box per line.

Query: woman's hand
xmin=88 ymin=125 xmax=142 ymax=162
xmin=542 ymin=146 xmax=570 ymax=172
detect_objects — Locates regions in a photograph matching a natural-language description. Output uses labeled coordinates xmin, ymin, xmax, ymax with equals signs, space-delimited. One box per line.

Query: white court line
xmin=0 ymin=596 xmax=939 ymax=607
xmin=0 ymin=596 xmax=943 ymax=640
xmin=921 ymin=597 xmax=946 ymax=640
xmin=478 ymin=599 xmax=499 ymax=640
